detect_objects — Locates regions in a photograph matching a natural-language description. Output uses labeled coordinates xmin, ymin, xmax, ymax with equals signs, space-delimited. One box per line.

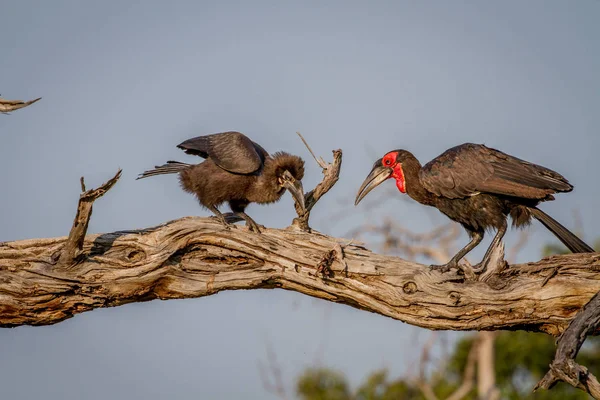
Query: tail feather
xmin=530 ymin=207 xmax=595 ymax=253
xmin=136 ymin=161 xmax=191 ymax=180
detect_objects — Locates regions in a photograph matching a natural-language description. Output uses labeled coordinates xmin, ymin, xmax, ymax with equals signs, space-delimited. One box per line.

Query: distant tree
xmin=296 ymin=332 xmax=598 ymax=400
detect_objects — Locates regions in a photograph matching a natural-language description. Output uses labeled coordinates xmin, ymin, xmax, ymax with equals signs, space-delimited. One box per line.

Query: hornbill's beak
xmin=355 ymin=161 xmax=392 ymax=206
xmin=282 ymin=171 xmax=306 ymax=212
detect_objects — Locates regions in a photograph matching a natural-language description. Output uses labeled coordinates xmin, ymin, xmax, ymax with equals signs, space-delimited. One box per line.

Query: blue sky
xmin=1 ymin=1 xmax=599 ymax=399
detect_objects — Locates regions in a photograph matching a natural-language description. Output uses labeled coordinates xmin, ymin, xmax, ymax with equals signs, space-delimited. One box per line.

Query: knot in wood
xmin=448 ymin=291 xmax=461 ymax=305
xmin=402 ymin=281 xmax=417 ymax=294
xmin=127 ymin=249 xmax=146 ymax=262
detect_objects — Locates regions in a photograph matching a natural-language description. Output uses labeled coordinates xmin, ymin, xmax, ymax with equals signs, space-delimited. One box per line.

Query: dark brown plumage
xmin=137 ymin=131 xmax=306 ymax=232
xmin=355 ymin=143 xmax=594 ymax=272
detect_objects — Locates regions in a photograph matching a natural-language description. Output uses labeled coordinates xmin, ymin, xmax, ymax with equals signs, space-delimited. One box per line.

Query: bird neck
xmin=400 ymin=155 xmax=436 ymax=206
xmin=250 ymin=157 xmax=286 ymax=203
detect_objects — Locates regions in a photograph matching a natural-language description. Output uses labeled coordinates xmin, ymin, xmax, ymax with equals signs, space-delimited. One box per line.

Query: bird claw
xmin=429 ymin=262 xmax=455 ymax=273
xmin=246 ymin=221 xmax=264 ymax=234
xmin=210 ymin=215 xmax=236 ymax=230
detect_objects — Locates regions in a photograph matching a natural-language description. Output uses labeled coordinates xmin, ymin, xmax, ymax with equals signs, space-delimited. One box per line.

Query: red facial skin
xmin=382 ymin=152 xmax=406 ymax=193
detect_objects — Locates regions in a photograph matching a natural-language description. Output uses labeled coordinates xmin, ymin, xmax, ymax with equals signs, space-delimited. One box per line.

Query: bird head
xmin=272 ymin=152 xmax=306 ymax=211
xmin=355 ymin=150 xmax=409 ymax=206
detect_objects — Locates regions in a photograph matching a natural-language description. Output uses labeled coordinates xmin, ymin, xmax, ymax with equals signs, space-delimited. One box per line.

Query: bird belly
xmin=180 ymin=163 xmax=253 ymax=209
xmin=435 ymin=194 xmax=509 ymax=232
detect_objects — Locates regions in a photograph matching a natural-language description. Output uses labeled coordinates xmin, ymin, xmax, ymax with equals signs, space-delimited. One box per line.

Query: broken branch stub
xmin=0 ymin=96 xmax=41 ymax=114
xmin=534 ymin=290 xmax=600 ymax=399
xmin=290 ymin=133 xmax=342 ymax=232
xmin=57 ymin=169 xmax=122 ymax=268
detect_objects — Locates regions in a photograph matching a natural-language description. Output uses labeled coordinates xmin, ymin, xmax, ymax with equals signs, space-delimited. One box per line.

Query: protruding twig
xmin=480 ymin=242 xmax=507 ymax=283
xmin=296 ymin=131 xmax=327 ymax=169
xmin=0 ymin=96 xmax=41 ymax=114
xmin=534 ymin=290 xmax=600 ymax=399
xmin=289 ymin=132 xmax=342 ymax=232
xmin=57 ymin=169 xmax=122 ymax=268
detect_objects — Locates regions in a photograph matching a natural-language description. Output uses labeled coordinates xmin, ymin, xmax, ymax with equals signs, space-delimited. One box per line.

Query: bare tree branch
xmin=476 ymin=332 xmax=500 ymax=400
xmin=534 ymin=289 xmax=600 ymax=399
xmin=57 ymin=170 xmax=122 ymax=268
xmin=0 ymin=211 xmax=599 ymax=334
xmin=290 ymin=135 xmax=342 ymax=232
xmin=0 ymin=96 xmax=41 ymax=114
xmin=1 ymin=168 xmax=598 ymax=400
xmin=416 ymin=332 xmax=441 ymax=400
xmin=258 ymin=339 xmax=289 ymax=400
xmin=296 ymin=131 xmax=327 ymax=169
xmin=415 ymin=332 xmax=479 ymax=400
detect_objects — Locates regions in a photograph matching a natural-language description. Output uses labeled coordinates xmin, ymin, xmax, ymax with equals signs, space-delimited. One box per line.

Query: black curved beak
xmin=355 ymin=162 xmax=392 ymax=206
xmin=284 ymin=179 xmax=306 ymax=212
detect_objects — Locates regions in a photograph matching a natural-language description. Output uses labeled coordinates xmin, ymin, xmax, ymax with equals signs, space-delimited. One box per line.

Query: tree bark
xmin=1 ymin=216 xmax=599 ymax=332
xmin=0 ymin=96 xmax=41 ymax=114
xmin=534 ymin=290 xmax=600 ymax=398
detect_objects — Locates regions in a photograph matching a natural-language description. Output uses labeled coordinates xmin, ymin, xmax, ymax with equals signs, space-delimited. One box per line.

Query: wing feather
xmin=177 ymin=131 xmax=268 ymax=174
xmin=419 ymin=143 xmax=572 ymax=199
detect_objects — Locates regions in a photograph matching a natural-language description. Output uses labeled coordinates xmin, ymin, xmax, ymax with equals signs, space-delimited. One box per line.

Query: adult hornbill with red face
xmin=355 ymin=143 xmax=594 ymax=272
xmin=137 ymin=131 xmax=306 ymax=233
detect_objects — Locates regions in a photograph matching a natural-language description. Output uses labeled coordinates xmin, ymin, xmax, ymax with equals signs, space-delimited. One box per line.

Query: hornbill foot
xmin=210 ymin=214 xmax=237 ymax=230
xmin=429 ymin=261 xmax=457 ymax=273
xmin=245 ymin=219 xmax=264 ymax=233
xmin=233 ymin=212 xmax=263 ymax=234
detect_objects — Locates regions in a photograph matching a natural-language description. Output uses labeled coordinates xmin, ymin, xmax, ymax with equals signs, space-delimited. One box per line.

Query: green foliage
xmin=448 ymin=332 xmax=595 ymax=400
xmin=296 ymin=368 xmax=352 ymax=400
xmin=297 ymin=368 xmax=422 ymax=400
xmin=296 ymin=332 xmax=598 ymax=399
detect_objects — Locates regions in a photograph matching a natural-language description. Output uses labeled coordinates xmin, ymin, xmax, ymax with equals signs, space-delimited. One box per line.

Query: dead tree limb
xmin=57 ymin=170 xmax=122 ymax=267
xmin=290 ymin=132 xmax=342 ymax=232
xmin=534 ymin=290 xmax=600 ymax=399
xmin=1 ymin=213 xmax=599 ymax=331
xmin=1 ymin=168 xmax=600 ymax=400
xmin=0 ymin=96 xmax=41 ymax=114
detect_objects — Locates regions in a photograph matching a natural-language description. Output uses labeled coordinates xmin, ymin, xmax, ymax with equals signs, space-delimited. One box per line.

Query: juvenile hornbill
xmin=355 ymin=143 xmax=594 ymax=272
xmin=137 ymin=131 xmax=306 ymax=233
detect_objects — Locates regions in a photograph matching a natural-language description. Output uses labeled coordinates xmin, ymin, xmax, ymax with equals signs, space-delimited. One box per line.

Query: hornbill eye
xmin=384 ymin=159 xmax=391 ymax=165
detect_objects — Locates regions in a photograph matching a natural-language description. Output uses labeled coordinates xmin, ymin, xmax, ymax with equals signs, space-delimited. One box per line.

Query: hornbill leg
xmin=229 ymin=200 xmax=263 ymax=233
xmin=430 ymin=230 xmax=484 ymax=273
xmin=474 ymin=219 xmax=507 ymax=272
xmin=235 ymin=211 xmax=263 ymax=233
xmin=207 ymin=205 xmax=233 ymax=229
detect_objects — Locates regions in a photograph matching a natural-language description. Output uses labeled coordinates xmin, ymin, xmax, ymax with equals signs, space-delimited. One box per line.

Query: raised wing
xmin=177 ymin=131 xmax=269 ymax=174
xmin=419 ymin=143 xmax=572 ymax=200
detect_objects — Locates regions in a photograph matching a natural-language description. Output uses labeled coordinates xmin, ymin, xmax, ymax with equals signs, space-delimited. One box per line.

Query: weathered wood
xmin=0 ymin=216 xmax=599 ymax=331
xmin=0 ymin=96 xmax=41 ymax=114
xmin=534 ymin=290 xmax=600 ymax=398
xmin=57 ymin=170 xmax=122 ymax=267
xmin=291 ymin=141 xmax=342 ymax=232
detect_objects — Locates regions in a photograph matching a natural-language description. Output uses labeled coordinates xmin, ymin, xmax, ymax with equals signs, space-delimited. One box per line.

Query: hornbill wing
xmin=419 ymin=143 xmax=572 ymax=200
xmin=177 ymin=131 xmax=268 ymax=174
